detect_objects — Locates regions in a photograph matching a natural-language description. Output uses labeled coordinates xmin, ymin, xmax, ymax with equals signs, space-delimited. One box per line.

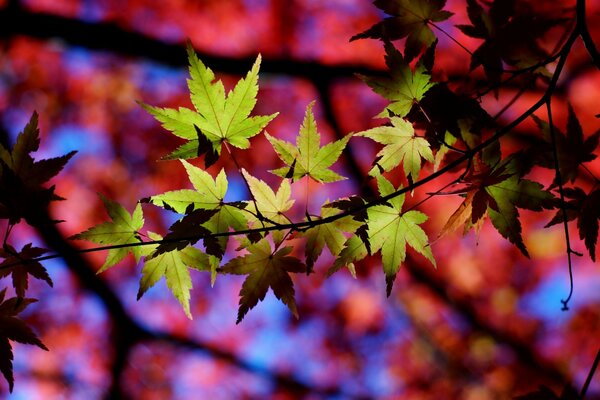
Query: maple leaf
xmin=137 ymin=232 xmax=210 ymax=319
xmin=329 ymin=235 xmax=368 ymax=278
xmin=0 ymin=288 xmax=48 ymax=392
xmin=242 ymin=170 xmax=294 ymax=244
xmin=70 ymin=195 xmax=144 ymax=273
xmin=546 ymin=187 xmax=600 ymax=261
xmin=148 ymin=160 xmax=249 ymax=283
xmin=301 ymin=203 xmax=362 ymax=274
xmin=529 ymin=107 xmax=600 ymax=185
xmin=221 ymin=239 xmax=305 ymax=323
xmin=441 ymin=159 xmax=555 ymax=256
xmin=405 ymin=83 xmax=492 ymax=145
xmin=266 ymin=101 xmax=350 ymax=183
xmin=0 ymin=244 xmax=52 ymax=298
xmin=141 ymin=43 xmax=277 ymax=164
xmin=357 ymin=116 xmax=433 ymax=179
xmin=368 ymin=175 xmax=435 ymax=295
xmin=359 ymin=42 xmax=435 ymax=118
xmin=351 ymin=0 xmax=453 ymax=61
xmin=0 ymin=112 xmax=76 ymax=225
xmin=456 ymin=0 xmax=560 ymax=82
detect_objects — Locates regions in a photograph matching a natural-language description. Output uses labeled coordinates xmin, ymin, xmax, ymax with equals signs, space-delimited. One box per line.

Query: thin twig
xmin=580 ymin=347 xmax=600 ymax=398
xmin=546 ymin=99 xmax=575 ymax=310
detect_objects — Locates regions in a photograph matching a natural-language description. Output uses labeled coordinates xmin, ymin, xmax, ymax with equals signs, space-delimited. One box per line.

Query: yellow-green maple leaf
xmin=301 ymin=203 xmax=362 ymax=273
xmin=138 ymin=232 xmax=210 ymax=319
xmin=70 ymin=195 xmax=144 ymax=273
xmin=221 ymin=239 xmax=305 ymax=323
xmin=266 ymin=101 xmax=350 ymax=182
xmin=141 ymin=44 xmax=277 ymax=161
xmin=368 ymin=175 xmax=435 ymax=295
xmin=357 ymin=116 xmax=433 ymax=179
xmin=242 ymin=169 xmax=294 ymax=244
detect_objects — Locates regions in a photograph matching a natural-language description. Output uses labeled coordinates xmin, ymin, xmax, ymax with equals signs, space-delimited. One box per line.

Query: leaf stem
xmin=429 ymin=21 xmax=473 ymax=56
xmin=546 ymin=99 xmax=575 ymax=310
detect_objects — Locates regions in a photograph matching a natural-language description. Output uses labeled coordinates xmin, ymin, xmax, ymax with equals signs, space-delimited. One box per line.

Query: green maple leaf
xmin=368 ymin=175 xmax=435 ymax=295
xmin=138 ymin=232 xmax=210 ymax=319
xmin=221 ymin=239 xmax=305 ymax=323
xmin=0 ymin=289 xmax=48 ymax=392
xmin=141 ymin=43 xmax=277 ymax=163
xmin=0 ymin=112 xmax=76 ymax=224
xmin=242 ymin=169 xmax=294 ymax=244
xmin=266 ymin=101 xmax=350 ymax=182
xmin=301 ymin=203 xmax=362 ymax=273
xmin=360 ymin=42 xmax=435 ymax=118
xmin=351 ymin=0 xmax=453 ymax=61
xmin=0 ymin=244 xmax=52 ymax=298
xmin=357 ymin=116 xmax=433 ymax=179
xmin=148 ymin=160 xmax=249 ymax=283
xmin=329 ymin=235 xmax=368 ymax=278
xmin=70 ymin=195 xmax=144 ymax=273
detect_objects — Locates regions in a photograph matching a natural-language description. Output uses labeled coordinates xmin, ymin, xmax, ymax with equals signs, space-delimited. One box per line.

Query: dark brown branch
xmin=577 ymin=0 xmax=600 ymax=69
xmin=0 ymin=7 xmax=380 ymax=81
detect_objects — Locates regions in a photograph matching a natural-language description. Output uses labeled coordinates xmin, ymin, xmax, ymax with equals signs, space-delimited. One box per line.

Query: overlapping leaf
xmin=351 ymin=0 xmax=453 ymax=61
xmin=546 ymin=187 xmax=600 ymax=261
xmin=141 ymin=43 xmax=277 ymax=164
xmin=0 ymin=244 xmax=52 ymax=298
xmin=0 ymin=289 xmax=47 ymax=392
xmin=357 ymin=116 xmax=433 ymax=179
xmin=360 ymin=42 xmax=435 ymax=118
xmin=71 ymin=195 xmax=144 ymax=273
xmin=367 ymin=176 xmax=435 ymax=295
xmin=456 ymin=0 xmax=560 ymax=82
xmin=441 ymin=159 xmax=555 ymax=256
xmin=301 ymin=203 xmax=362 ymax=273
xmin=221 ymin=239 xmax=305 ymax=323
xmin=267 ymin=102 xmax=350 ymax=182
xmin=148 ymin=160 xmax=249 ymax=282
xmin=242 ymin=170 xmax=294 ymax=244
xmin=529 ymin=107 xmax=600 ymax=185
xmin=0 ymin=112 xmax=76 ymax=224
xmin=138 ymin=232 xmax=211 ymax=319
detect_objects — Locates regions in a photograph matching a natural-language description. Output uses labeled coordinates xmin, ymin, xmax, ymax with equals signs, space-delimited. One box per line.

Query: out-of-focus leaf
xmin=0 ymin=112 xmax=75 ymax=224
xmin=0 ymin=289 xmax=47 ymax=392
xmin=0 ymin=244 xmax=52 ymax=298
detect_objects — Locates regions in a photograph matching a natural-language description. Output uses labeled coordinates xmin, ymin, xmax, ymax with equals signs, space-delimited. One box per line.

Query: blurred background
xmin=0 ymin=0 xmax=599 ymax=398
